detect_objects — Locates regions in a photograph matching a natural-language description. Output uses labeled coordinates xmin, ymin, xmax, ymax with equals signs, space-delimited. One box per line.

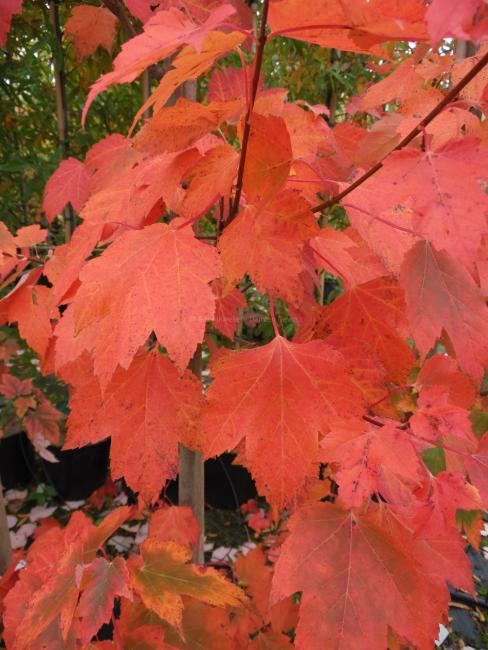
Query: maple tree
xmin=1 ymin=0 xmax=488 ymax=648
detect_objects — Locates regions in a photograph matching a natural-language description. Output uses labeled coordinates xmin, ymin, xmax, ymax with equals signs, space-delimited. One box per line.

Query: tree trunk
xmin=178 ymin=446 xmax=205 ymax=563
xmin=176 ymin=78 xmax=205 ymax=563
xmin=178 ymin=349 xmax=205 ymax=563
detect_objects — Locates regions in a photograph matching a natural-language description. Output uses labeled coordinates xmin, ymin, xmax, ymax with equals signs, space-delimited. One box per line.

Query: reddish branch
xmin=228 ymin=0 xmax=270 ymax=223
xmin=312 ymin=49 xmax=488 ymax=214
xmin=102 ymin=0 xmax=138 ymax=38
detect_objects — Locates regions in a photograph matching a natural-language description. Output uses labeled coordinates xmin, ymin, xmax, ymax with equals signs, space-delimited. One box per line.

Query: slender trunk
xmin=178 ymin=446 xmax=204 ymax=563
xmin=48 ymin=0 xmax=75 ymax=241
xmin=0 ymin=484 xmax=12 ymax=574
xmin=178 ymin=348 xmax=205 ymax=564
xmin=179 ymin=3 xmax=271 ymax=558
xmin=176 ymin=78 xmax=204 ymax=563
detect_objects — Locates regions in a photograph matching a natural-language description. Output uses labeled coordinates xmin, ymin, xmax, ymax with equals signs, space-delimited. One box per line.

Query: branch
xmin=312 ymin=49 xmax=488 ymax=214
xmin=228 ymin=0 xmax=270 ymax=224
xmin=102 ymin=0 xmax=138 ymax=39
xmin=362 ymin=415 xmax=385 ymax=428
xmin=362 ymin=414 xmax=408 ymax=430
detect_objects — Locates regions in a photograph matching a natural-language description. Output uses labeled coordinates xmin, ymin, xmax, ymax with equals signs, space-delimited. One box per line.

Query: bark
xmin=102 ymin=0 xmax=137 ymax=39
xmin=178 ymin=346 xmax=205 ymax=564
xmin=178 ymin=445 xmax=205 ymax=563
xmin=175 ymin=79 xmax=205 ymax=563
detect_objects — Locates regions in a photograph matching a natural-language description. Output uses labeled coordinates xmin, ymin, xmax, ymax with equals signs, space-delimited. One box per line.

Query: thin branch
xmin=362 ymin=415 xmax=385 ymax=428
xmin=363 ymin=415 xmax=409 ymax=431
xmin=228 ymin=0 xmax=270 ymax=223
xmin=312 ymin=49 xmax=488 ymax=214
xmin=102 ymin=0 xmax=138 ymax=39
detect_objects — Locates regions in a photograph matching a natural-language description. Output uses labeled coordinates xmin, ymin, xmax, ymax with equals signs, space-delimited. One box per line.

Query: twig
xmin=362 ymin=415 xmax=385 ymax=428
xmin=228 ymin=0 xmax=270 ymax=223
xmin=311 ymin=49 xmax=488 ymax=214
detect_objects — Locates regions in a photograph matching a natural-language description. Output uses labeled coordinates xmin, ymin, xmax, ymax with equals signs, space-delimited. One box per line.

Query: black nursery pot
xmin=1 ymin=435 xmax=256 ymax=507
xmin=204 ymin=453 xmax=257 ymax=508
xmin=0 ymin=432 xmax=36 ymax=489
xmin=40 ymin=439 xmax=111 ymax=501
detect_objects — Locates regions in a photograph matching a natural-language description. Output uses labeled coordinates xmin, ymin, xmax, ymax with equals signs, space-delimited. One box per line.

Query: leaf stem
xmin=228 ymin=0 xmax=270 ymax=224
xmin=310 ymin=246 xmax=345 ymax=280
xmin=368 ymin=385 xmax=409 ymax=409
xmin=270 ymin=24 xmax=352 ymax=38
xmin=341 ymin=202 xmax=415 ymax=235
xmin=311 ymin=49 xmax=488 ymax=214
xmin=268 ymin=293 xmax=280 ymax=337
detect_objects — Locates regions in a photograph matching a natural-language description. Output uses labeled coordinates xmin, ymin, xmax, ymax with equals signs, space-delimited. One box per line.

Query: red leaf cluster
xmin=2 ymin=0 xmax=488 ymax=647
